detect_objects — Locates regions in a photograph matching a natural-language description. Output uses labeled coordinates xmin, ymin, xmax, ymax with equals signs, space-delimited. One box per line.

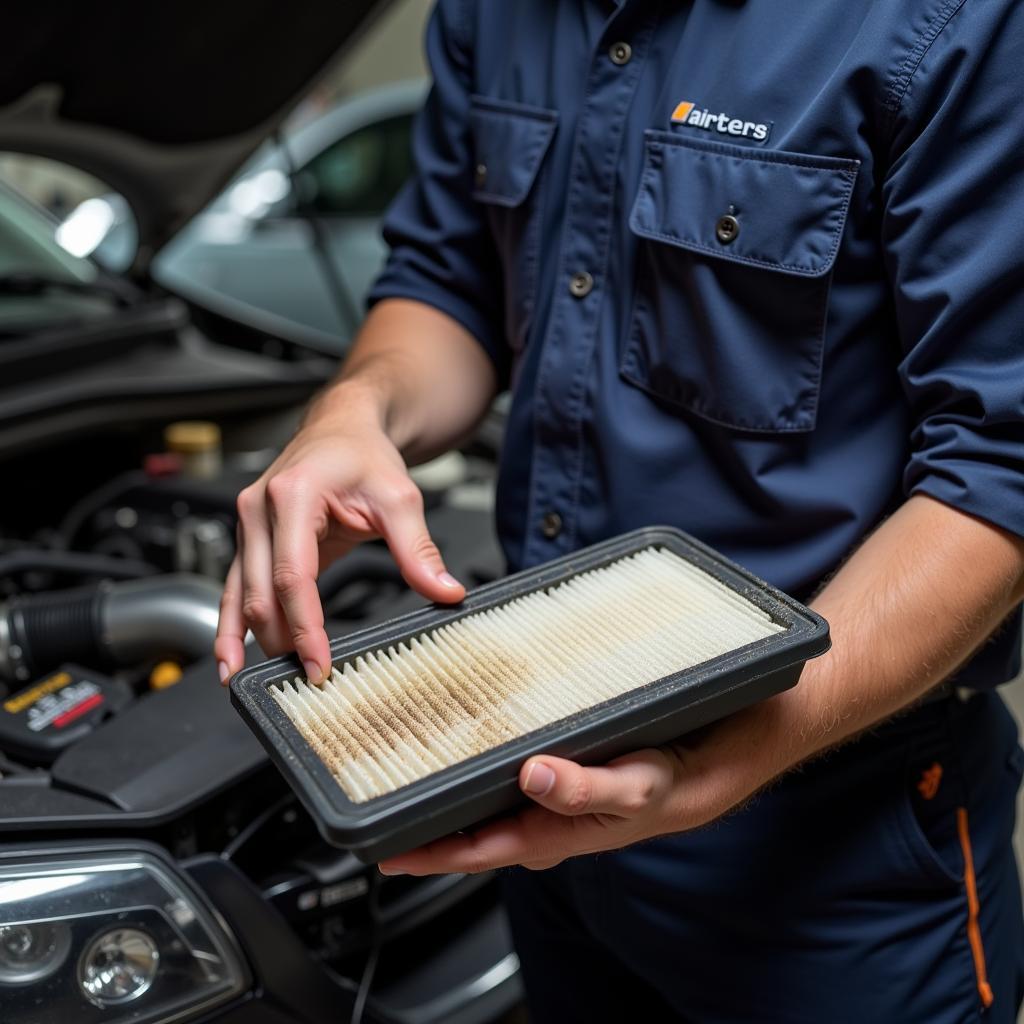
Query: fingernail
xmin=523 ymin=762 xmax=556 ymax=796
xmin=378 ymin=865 xmax=408 ymax=876
xmin=437 ymin=571 xmax=462 ymax=589
xmin=218 ymin=661 xmax=230 ymax=684
xmin=303 ymin=660 xmax=325 ymax=685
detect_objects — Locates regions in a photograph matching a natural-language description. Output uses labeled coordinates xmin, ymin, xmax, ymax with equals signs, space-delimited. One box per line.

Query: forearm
xmin=757 ymin=494 xmax=1024 ymax=779
xmin=378 ymin=495 xmax=1024 ymax=875
xmin=304 ymin=297 xmax=499 ymax=463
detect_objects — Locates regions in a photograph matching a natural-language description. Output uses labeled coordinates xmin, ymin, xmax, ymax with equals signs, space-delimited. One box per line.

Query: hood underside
xmin=0 ymin=1 xmax=388 ymax=267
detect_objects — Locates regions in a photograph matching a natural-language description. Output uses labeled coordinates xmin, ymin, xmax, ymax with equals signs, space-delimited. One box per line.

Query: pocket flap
xmin=629 ymin=131 xmax=859 ymax=278
xmin=469 ymin=95 xmax=558 ymax=208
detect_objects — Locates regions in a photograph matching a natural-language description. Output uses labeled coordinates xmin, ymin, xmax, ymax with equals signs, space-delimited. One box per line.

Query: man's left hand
xmin=377 ymin=496 xmax=1024 ymax=876
xmin=377 ymin=698 xmax=796 ymax=875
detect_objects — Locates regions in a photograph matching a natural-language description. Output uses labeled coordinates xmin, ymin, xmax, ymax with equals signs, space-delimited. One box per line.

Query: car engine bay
xmin=0 ymin=305 xmax=518 ymax=1023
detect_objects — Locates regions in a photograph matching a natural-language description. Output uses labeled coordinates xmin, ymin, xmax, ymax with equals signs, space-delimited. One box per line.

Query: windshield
xmin=0 ymin=182 xmax=119 ymax=336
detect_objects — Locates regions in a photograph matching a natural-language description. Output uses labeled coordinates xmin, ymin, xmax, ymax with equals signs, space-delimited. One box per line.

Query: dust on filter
xmin=272 ymin=546 xmax=785 ymax=802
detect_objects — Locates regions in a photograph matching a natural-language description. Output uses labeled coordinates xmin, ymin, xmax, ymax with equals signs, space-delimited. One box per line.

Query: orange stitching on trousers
xmin=957 ymin=807 xmax=994 ymax=1010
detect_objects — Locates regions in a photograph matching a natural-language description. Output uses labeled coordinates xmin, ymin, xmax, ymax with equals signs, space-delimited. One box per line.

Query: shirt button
xmin=474 ymin=163 xmax=488 ymax=188
xmin=541 ymin=511 xmax=563 ymax=539
xmin=569 ymin=271 xmax=594 ymax=298
xmin=715 ymin=213 xmax=740 ymax=244
xmin=609 ymin=41 xmax=632 ymax=66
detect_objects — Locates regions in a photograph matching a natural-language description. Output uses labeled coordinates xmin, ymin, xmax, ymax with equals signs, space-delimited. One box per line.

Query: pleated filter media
xmin=271 ymin=545 xmax=786 ymax=803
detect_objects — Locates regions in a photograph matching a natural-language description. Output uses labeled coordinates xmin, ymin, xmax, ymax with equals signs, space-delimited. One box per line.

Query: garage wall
xmin=332 ymin=0 xmax=431 ymax=97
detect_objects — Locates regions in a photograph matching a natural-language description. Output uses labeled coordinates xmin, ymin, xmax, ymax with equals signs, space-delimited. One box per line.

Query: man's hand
xmin=215 ymin=405 xmax=465 ymax=684
xmin=214 ymin=299 xmax=498 ymax=685
xmin=379 ymin=699 xmax=795 ymax=875
xmin=379 ymin=495 xmax=1024 ymax=876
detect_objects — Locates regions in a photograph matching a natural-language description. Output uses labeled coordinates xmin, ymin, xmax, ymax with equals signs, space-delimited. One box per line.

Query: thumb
xmin=519 ymin=752 xmax=670 ymax=818
xmin=378 ymin=482 xmax=466 ymax=604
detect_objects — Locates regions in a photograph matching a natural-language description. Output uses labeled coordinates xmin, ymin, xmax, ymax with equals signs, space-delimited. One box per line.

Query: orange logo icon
xmin=671 ymin=101 xmax=695 ymax=123
xmin=917 ymin=762 xmax=943 ymax=800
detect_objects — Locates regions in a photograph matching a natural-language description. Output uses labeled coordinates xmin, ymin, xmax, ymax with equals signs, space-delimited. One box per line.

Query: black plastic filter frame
xmin=230 ymin=527 xmax=830 ymax=862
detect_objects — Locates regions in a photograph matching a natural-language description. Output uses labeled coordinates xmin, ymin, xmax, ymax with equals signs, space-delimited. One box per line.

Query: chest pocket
xmin=469 ymin=95 xmax=558 ymax=355
xmin=624 ymin=131 xmax=859 ymax=432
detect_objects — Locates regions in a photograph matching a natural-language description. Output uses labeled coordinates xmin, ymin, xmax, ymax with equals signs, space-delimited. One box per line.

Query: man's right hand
xmin=214 ymin=400 xmax=465 ymax=686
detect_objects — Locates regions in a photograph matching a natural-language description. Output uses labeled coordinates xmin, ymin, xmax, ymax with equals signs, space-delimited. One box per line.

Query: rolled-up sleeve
xmin=367 ymin=0 xmax=508 ymax=382
xmin=883 ymin=2 xmax=1024 ymax=538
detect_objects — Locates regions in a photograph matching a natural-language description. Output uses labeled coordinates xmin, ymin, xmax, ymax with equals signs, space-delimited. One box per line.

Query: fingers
xmin=235 ymin=485 xmax=293 ymax=660
xmin=378 ymin=805 xmax=582 ymax=875
xmin=375 ymin=479 xmax=466 ymax=604
xmin=221 ymin=458 xmax=464 ymax=685
xmin=266 ymin=476 xmax=332 ymax=683
xmin=376 ymin=746 xmax=728 ymax=876
xmin=378 ymin=752 xmax=677 ymax=875
xmin=215 ymin=559 xmax=246 ymax=683
xmin=518 ymin=750 xmax=673 ymax=817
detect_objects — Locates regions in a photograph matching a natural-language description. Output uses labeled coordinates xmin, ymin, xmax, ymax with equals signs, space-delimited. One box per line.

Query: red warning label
xmin=25 ymin=680 xmax=105 ymax=732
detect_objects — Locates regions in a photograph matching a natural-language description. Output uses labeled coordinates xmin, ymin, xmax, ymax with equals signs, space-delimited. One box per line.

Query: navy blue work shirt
xmin=369 ymin=0 xmax=1024 ymax=687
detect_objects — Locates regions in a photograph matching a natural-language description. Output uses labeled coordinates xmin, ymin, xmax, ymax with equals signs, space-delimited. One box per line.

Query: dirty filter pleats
xmin=272 ymin=546 xmax=785 ymax=802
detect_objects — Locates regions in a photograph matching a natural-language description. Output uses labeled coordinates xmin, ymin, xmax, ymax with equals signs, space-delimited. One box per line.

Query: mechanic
xmin=216 ymin=2 xmax=1024 ymax=1020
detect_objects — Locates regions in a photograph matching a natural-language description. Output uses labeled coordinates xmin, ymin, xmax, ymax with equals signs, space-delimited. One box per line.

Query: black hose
xmin=55 ymin=470 xmax=148 ymax=549
xmin=0 ymin=574 xmax=220 ymax=683
xmin=0 ymin=550 xmax=158 ymax=580
xmin=1 ymin=585 xmax=108 ymax=681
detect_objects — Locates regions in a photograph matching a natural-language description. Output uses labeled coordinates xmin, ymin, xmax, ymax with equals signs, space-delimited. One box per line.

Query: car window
xmin=0 ymin=153 xmax=139 ymax=273
xmin=0 ymin=182 xmax=122 ymax=335
xmin=0 ymin=183 xmax=96 ymax=284
xmin=302 ymin=114 xmax=415 ymax=216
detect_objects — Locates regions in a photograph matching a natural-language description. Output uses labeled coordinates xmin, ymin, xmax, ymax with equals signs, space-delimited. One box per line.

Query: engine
xmin=0 ymin=412 xmax=514 ymax=1015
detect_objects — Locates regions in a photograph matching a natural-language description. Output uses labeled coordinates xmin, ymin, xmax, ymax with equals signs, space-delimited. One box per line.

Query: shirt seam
xmin=644 ymin=131 xmax=860 ymax=173
xmin=454 ymin=0 xmax=475 ymax=56
xmin=629 ymin=225 xmax=847 ymax=278
xmin=469 ymin=94 xmax=560 ymax=123
xmin=882 ymin=0 xmax=969 ymax=136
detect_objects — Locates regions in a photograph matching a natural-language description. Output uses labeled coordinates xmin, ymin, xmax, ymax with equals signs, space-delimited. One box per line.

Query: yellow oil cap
xmin=149 ymin=661 xmax=184 ymax=690
xmin=164 ymin=421 xmax=221 ymax=454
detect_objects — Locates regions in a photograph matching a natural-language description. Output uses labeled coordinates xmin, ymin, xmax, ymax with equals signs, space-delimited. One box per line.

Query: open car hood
xmin=0 ymin=1 xmax=388 ymax=269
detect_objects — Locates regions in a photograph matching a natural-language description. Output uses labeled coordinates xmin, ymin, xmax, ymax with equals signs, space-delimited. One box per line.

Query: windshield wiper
xmin=0 ymin=271 xmax=135 ymax=307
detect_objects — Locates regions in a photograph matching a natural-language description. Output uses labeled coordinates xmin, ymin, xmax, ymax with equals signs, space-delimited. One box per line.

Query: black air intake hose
xmin=0 ymin=575 xmax=221 ymax=683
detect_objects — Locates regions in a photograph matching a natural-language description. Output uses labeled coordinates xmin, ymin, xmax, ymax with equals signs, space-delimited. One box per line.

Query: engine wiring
xmin=350 ymin=867 xmax=383 ymax=1024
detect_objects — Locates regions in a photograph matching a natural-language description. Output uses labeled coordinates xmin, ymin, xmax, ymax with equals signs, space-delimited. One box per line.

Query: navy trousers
xmin=504 ymin=691 xmax=1024 ymax=1023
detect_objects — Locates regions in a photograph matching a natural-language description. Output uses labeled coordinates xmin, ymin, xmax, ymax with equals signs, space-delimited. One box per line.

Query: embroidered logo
xmin=671 ymin=100 xmax=772 ymax=143
xmin=917 ymin=762 xmax=943 ymax=801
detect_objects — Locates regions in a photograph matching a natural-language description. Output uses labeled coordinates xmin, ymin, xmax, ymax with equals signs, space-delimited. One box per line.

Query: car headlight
xmin=0 ymin=849 xmax=248 ymax=1023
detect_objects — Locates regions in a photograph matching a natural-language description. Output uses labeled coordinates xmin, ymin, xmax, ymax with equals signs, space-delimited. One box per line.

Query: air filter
xmin=231 ymin=527 xmax=829 ymax=861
